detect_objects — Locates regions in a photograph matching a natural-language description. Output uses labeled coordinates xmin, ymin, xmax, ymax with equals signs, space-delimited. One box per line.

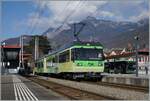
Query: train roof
xmin=37 ymin=41 xmax=103 ymax=61
xmin=56 ymin=41 xmax=103 ymax=51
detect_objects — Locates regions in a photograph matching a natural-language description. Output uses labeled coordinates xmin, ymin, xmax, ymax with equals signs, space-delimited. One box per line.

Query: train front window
xmin=72 ymin=48 xmax=104 ymax=61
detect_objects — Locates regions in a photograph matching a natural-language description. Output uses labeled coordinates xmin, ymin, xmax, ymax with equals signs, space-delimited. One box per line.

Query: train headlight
xmin=77 ymin=63 xmax=83 ymax=66
xmin=98 ymin=63 xmax=103 ymax=66
xmin=88 ymin=63 xmax=94 ymax=66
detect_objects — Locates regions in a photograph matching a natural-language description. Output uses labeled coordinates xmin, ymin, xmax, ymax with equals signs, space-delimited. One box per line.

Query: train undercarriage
xmin=35 ymin=72 xmax=103 ymax=81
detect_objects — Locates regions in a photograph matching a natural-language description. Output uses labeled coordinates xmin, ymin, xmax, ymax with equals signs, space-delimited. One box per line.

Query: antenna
xmin=74 ymin=22 xmax=86 ymax=42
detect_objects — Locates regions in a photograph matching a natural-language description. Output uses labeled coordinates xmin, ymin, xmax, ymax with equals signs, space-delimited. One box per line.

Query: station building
xmin=1 ymin=45 xmax=32 ymax=74
xmin=1 ymin=45 xmax=21 ymax=73
xmin=104 ymin=48 xmax=149 ymax=74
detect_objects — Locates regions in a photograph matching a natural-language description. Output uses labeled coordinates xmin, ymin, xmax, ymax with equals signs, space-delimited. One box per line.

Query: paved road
xmin=1 ymin=74 xmax=68 ymax=100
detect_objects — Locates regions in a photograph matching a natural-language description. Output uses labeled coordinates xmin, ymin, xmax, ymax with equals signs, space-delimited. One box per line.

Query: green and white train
xmin=34 ymin=41 xmax=105 ymax=79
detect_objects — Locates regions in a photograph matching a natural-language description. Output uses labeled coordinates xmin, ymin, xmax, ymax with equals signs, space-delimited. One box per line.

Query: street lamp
xmin=134 ymin=35 xmax=139 ymax=77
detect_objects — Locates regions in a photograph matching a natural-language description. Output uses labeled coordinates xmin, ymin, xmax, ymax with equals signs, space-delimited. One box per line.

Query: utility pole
xmin=19 ymin=36 xmax=21 ymax=68
xmin=134 ymin=35 xmax=139 ymax=77
xmin=21 ymin=35 xmax=25 ymax=69
xmin=35 ymin=36 xmax=39 ymax=60
xmin=35 ymin=36 xmax=37 ymax=60
xmin=21 ymin=36 xmax=24 ymax=68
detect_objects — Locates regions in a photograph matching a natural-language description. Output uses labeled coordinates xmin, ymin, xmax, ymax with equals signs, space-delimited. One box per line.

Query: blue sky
xmin=2 ymin=0 xmax=149 ymax=40
xmin=2 ymin=1 xmax=36 ymax=40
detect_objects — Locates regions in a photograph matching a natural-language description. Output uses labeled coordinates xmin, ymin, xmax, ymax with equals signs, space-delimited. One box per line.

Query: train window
xmin=41 ymin=62 xmax=44 ymax=67
xmin=36 ymin=63 xmax=39 ymax=67
xmin=72 ymin=48 xmax=104 ymax=61
xmin=39 ymin=62 xmax=43 ymax=68
xmin=52 ymin=57 xmax=56 ymax=63
xmin=71 ymin=49 xmax=75 ymax=61
xmin=35 ymin=63 xmax=37 ymax=67
xmin=38 ymin=62 xmax=40 ymax=67
xmin=52 ymin=56 xmax=59 ymax=63
xmin=59 ymin=50 xmax=70 ymax=63
xmin=39 ymin=63 xmax=40 ymax=67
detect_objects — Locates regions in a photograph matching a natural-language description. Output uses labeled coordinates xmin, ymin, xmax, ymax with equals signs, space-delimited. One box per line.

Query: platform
xmin=101 ymin=73 xmax=149 ymax=87
xmin=1 ymin=74 xmax=68 ymax=100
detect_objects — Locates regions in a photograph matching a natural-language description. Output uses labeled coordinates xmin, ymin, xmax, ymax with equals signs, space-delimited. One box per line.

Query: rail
xmin=82 ymin=81 xmax=149 ymax=93
xmin=25 ymin=76 xmax=118 ymax=100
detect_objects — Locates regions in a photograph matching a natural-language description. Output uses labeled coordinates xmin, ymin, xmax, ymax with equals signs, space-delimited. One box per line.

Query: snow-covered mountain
xmin=3 ymin=17 xmax=149 ymax=50
xmin=46 ymin=17 xmax=148 ymax=49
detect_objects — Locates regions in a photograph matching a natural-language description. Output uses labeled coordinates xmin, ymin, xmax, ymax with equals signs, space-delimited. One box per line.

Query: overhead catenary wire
xmin=29 ymin=1 xmax=86 ymax=37
xmin=29 ymin=1 xmax=73 ymax=59
xmin=46 ymin=0 xmax=88 ymax=43
xmin=54 ymin=1 xmax=89 ymax=40
xmin=52 ymin=1 xmax=84 ymax=34
xmin=81 ymin=3 xmax=103 ymax=42
xmin=38 ymin=1 xmax=72 ymax=35
xmin=53 ymin=0 xmax=71 ymax=22
xmin=20 ymin=1 xmax=46 ymax=65
xmin=29 ymin=1 xmax=46 ymax=35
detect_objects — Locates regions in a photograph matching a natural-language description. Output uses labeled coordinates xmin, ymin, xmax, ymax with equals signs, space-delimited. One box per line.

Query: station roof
xmin=1 ymin=45 xmax=21 ymax=48
xmin=105 ymin=52 xmax=133 ymax=59
xmin=105 ymin=51 xmax=149 ymax=59
xmin=138 ymin=48 xmax=149 ymax=52
xmin=1 ymin=45 xmax=21 ymax=61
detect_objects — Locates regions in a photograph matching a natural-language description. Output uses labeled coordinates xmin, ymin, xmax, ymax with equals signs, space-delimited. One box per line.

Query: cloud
xmin=96 ymin=11 xmax=114 ymax=17
xmin=99 ymin=0 xmax=149 ymax=22
xmin=23 ymin=1 xmax=109 ymax=36
xmin=129 ymin=11 xmax=149 ymax=22
xmin=29 ymin=1 xmax=108 ymax=27
xmin=43 ymin=1 xmax=108 ymax=23
xmin=21 ymin=0 xmax=148 ymax=37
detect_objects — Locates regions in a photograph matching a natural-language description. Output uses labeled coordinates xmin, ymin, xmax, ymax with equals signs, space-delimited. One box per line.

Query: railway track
xmin=81 ymin=81 xmax=149 ymax=93
xmin=25 ymin=76 xmax=117 ymax=100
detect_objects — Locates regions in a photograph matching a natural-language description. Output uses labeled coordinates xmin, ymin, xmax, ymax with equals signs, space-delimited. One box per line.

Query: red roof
xmin=105 ymin=52 xmax=133 ymax=59
xmin=0 ymin=45 xmax=21 ymax=48
xmin=138 ymin=48 xmax=149 ymax=52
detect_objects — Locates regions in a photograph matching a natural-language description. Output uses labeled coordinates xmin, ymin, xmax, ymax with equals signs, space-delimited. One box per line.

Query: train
xmin=33 ymin=41 xmax=105 ymax=79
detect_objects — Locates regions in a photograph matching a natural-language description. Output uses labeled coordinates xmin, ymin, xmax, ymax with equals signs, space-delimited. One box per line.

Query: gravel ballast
xmin=39 ymin=76 xmax=149 ymax=100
